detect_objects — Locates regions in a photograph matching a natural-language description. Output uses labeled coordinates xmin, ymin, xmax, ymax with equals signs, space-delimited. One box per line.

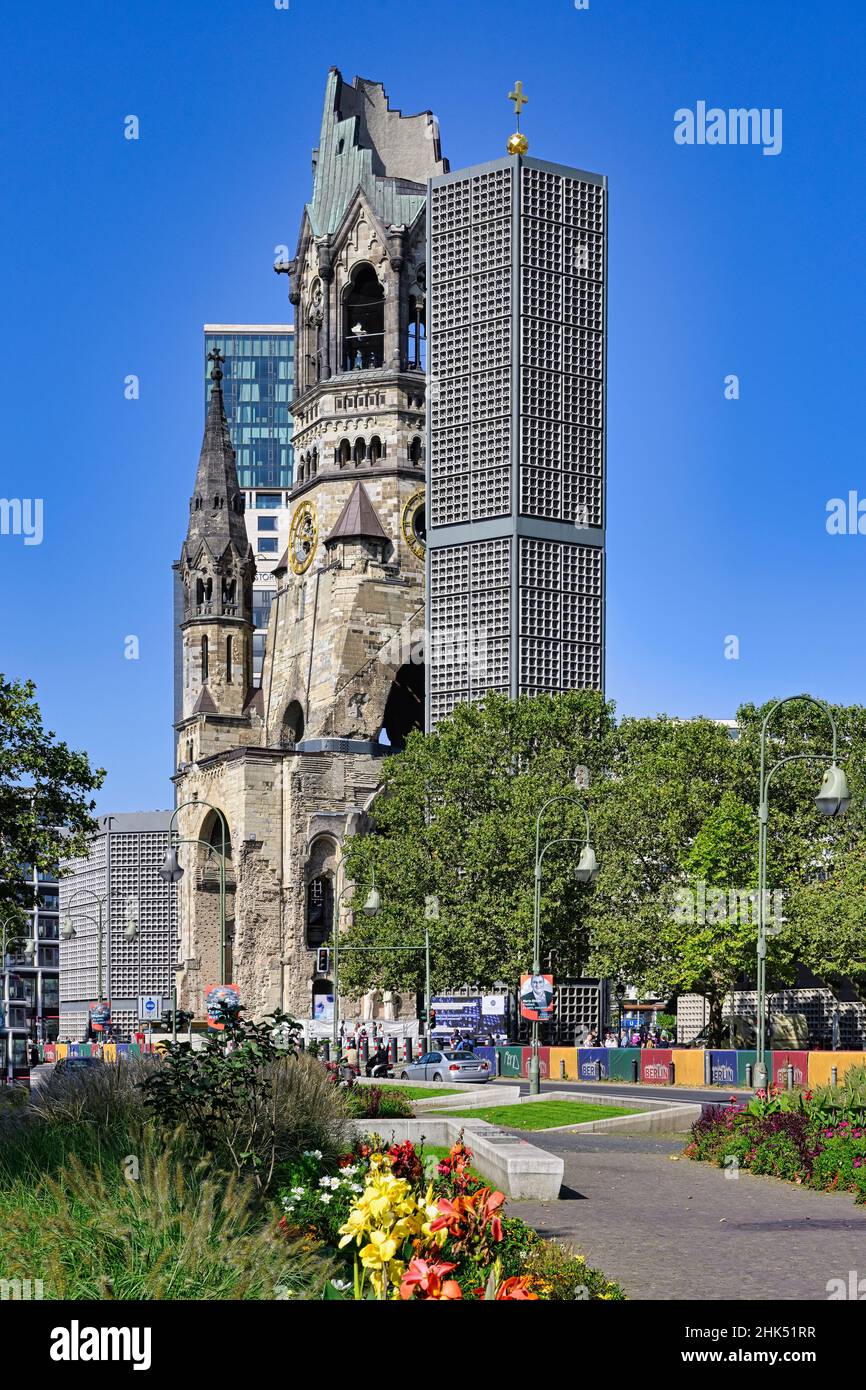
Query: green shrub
xmin=811 ymin=1125 xmax=866 ymax=1200
xmin=141 ymin=1010 xmax=348 ymax=1191
xmin=343 ymin=1084 xmax=414 ymax=1120
xmin=522 ymin=1237 xmax=627 ymax=1301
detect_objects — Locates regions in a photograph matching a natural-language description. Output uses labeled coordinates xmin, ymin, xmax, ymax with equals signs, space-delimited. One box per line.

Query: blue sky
xmin=2 ymin=0 xmax=865 ymax=812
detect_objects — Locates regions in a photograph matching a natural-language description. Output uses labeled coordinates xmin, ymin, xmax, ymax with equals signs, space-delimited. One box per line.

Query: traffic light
xmin=316 ymin=947 xmax=330 ymax=975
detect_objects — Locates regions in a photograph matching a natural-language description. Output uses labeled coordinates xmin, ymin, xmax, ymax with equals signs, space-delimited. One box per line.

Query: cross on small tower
xmin=207 ymin=347 xmax=225 ymax=383
xmin=508 ymin=81 xmax=528 ymax=125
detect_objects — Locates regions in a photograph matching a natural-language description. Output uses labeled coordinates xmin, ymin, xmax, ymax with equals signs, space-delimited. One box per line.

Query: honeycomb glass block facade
xmin=426 ymin=155 xmax=606 ymax=726
xmin=59 ymin=813 xmax=178 ymax=1041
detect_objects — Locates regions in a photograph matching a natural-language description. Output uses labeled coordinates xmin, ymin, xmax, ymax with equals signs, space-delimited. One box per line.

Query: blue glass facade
xmin=203 ymin=328 xmax=295 ymax=489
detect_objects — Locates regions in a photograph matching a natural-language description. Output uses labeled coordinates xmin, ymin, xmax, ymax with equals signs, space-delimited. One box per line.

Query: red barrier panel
xmin=521 ymin=1046 xmax=550 ymax=1079
xmin=640 ymin=1049 xmax=673 ymax=1084
xmin=772 ymin=1051 xmax=809 ymax=1088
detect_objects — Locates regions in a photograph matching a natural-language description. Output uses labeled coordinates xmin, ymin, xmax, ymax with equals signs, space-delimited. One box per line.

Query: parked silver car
xmin=398 ymin=1050 xmax=491 ymax=1083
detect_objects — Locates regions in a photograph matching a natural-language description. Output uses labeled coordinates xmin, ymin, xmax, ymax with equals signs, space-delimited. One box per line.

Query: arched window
xmin=201 ymin=635 xmax=209 ymax=682
xmin=311 ymin=448 xmax=319 ymax=476
xmin=337 ymin=438 xmax=351 ymax=468
xmin=344 ymin=265 xmax=384 ymax=371
xmin=306 ymin=875 xmax=333 ymax=949
xmin=353 ymin=438 xmax=367 ymax=467
xmin=368 ymin=436 xmax=382 ymax=464
xmin=226 ymin=636 xmax=233 ymax=684
xmin=409 ymin=436 xmax=423 ymax=466
xmin=407 ymin=298 xmax=427 ymax=370
xmin=280 ymin=700 xmax=305 ymax=748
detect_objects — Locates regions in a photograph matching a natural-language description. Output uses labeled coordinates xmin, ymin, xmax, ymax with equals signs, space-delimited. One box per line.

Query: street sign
xmin=138 ymin=995 xmax=163 ymax=1022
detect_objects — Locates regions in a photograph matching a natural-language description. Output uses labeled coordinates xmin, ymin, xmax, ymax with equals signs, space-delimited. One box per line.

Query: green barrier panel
xmin=497 ymin=1045 xmax=523 ymax=1078
xmin=736 ymin=1050 xmax=757 ymax=1086
xmin=608 ymin=1048 xmax=638 ymax=1080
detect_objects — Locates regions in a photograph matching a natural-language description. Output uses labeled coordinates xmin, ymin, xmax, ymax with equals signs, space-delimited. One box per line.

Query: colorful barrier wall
xmin=807 ymin=1051 xmax=863 ymax=1087
xmin=549 ymin=1046 xmax=578 ymax=1080
xmin=490 ymin=1045 xmax=866 ymax=1088
xmin=670 ymin=1048 xmax=706 ymax=1086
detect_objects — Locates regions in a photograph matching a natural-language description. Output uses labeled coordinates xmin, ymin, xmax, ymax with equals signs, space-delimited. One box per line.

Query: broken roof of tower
xmin=306 ymin=68 xmax=449 ymax=237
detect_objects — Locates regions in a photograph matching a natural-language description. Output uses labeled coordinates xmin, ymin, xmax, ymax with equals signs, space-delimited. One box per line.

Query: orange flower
xmin=495 ymin=1276 xmax=539 ymax=1300
xmin=399 ymin=1258 xmax=463 ymax=1300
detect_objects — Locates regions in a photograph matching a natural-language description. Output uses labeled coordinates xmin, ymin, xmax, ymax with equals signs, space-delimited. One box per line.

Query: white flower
xmin=283 ymin=1204 xmax=295 ymax=1215
xmin=318 ymin=1176 xmax=331 ymax=1188
xmin=351 ymin=1183 xmax=363 ymax=1193
xmin=330 ymin=1278 xmax=351 ymax=1293
xmin=320 ymin=1193 xmax=332 ymax=1205
xmin=342 ymin=1165 xmax=358 ymax=1177
xmin=291 ymin=1187 xmax=306 ymax=1198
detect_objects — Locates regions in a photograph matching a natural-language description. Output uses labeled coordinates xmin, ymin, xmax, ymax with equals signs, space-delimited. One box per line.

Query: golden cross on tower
xmin=506 ymin=80 xmax=529 ymax=156
xmin=508 ymin=81 xmax=528 ymax=121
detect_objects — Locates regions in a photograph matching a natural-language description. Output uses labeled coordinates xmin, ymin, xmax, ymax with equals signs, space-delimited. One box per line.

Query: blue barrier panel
xmin=473 ymin=1046 xmax=497 ymax=1075
xmin=577 ymin=1047 xmax=610 ymax=1081
xmin=709 ymin=1050 xmax=738 ymax=1087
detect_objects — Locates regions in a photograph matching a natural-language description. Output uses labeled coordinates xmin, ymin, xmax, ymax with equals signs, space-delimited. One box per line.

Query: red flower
xmin=399 ymin=1259 xmax=463 ymax=1300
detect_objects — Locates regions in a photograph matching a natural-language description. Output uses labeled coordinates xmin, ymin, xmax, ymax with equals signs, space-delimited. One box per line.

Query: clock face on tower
xmin=289 ymin=501 xmax=318 ymax=574
xmin=401 ymin=490 xmax=426 ymax=560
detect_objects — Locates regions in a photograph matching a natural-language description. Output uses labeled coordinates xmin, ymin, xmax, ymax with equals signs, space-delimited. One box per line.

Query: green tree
xmin=0 ymin=676 xmax=104 ymax=937
xmin=338 ymin=691 xmax=617 ymax=995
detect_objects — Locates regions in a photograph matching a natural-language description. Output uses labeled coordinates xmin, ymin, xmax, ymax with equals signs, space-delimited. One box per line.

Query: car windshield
xmin=443 ymin=1051 xmax=475 ymax=1061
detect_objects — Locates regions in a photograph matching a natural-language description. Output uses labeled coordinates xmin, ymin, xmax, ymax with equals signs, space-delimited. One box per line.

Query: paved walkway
xmin=509 ymin=1130 xmax=866 ymax=1300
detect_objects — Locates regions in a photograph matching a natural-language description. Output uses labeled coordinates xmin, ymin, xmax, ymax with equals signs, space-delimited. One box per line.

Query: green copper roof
xmin=307 ymin=70 xmax=448 ymax=238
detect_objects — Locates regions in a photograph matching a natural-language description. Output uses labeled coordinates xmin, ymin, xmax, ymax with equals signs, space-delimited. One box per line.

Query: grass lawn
xmin=396 ymin=1085 xmax=463 ymax=1098
xmin=438 ymin=1100 xmax=637 ymax=1131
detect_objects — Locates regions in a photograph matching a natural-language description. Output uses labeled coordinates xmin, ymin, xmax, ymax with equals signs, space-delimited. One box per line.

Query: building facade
xmin=59 ymin=813 xmax=179 ymax=1041
xmin=1 ymin=863 xmax=60 ymax=1078
xmin=426 ymin=155 xmax=606 ymax=725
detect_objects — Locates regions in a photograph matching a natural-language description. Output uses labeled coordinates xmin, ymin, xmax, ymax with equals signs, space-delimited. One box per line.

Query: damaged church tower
xmin=172 ymin=71 xmax=444 ymax=1022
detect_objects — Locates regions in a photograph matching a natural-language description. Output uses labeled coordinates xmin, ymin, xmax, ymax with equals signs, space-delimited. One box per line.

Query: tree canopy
xmin=337 ymin=690 xmax=866 ymax=1022
xmin=0 ymin=676 xmax=104 ymax=934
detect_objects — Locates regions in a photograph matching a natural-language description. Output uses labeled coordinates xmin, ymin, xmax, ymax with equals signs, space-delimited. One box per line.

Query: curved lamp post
xmin=61 ymin=888 xmax=109 ymax=1001
xmin=529 ymin=792 xmax=599 ymax=1096
xmin=160 ymin=800 xmax=230 ymax=986
xmin=754 ymin=696 xmax=851 ymax=1091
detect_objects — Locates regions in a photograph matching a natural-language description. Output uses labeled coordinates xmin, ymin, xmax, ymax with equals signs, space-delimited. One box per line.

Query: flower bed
xmin=278 ymin=1133 xmax=625 ymax=1301
xmin=685 ymin=1077 xmax=866 ymax=1201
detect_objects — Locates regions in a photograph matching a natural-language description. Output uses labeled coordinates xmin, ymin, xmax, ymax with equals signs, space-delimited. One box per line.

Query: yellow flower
xmin=359 ymin=1229 xmax=399 ymax=1268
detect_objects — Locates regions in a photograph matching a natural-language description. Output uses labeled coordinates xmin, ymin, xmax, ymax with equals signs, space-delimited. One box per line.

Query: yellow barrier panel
xmin=807 ymin=1052 xmax=864 ymax=1088
xmin=670 ymin=1049 xmax=705 ymax=1086
xmin=103 ymin=1044 xmax=117 ymax=1063
xmin=549 ymin=1047 xmax=578 ymax=1080
xmin=55 ymin=1043 xmax=68 ymax=1060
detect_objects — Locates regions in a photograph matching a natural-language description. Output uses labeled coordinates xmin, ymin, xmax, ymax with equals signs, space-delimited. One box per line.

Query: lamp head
xmin=363 ymin=887 xmax=381 ymax=917
xmin=159 ymin=848 xmax=184 ymax=884
xmin=815 ymin=764 xmax=851 ymax=818
xmin=61 ymin=916 xmax=76 ymax=941
xmin=575 ymin=844 xmax=599 ymax=883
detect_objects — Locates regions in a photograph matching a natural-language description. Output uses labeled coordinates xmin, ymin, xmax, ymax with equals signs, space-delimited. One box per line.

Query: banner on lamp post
xmin=519 ymin=973 xmax=555 ymax=1022
xmin=205 ymin=983 xmax=240 ymax=1031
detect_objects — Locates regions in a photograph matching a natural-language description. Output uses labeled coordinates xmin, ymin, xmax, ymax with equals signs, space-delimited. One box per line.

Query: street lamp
xmin=529 ymin=792 xmax=599 ymax=1096
xmin=754 ymin=696 xmax=851 ymax=1091
xmin=160 ymin=800 xmax=229 ymax=985
xmin=62 ymin=888 xmax=109 ymax=1002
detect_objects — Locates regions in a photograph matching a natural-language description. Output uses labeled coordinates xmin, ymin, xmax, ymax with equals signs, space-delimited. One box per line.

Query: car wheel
xmin=400 ymin=1071 xmax=409 ymax=1080
xmin=433 ymin=1072 xmax=443 ymax=1082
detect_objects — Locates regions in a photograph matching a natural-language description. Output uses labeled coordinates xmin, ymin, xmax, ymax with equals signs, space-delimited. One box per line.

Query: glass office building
xmin=1 ymin=862 xmax=60 ymax=1078
xmin=202 ymin=326 xmax=295 ymax=687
